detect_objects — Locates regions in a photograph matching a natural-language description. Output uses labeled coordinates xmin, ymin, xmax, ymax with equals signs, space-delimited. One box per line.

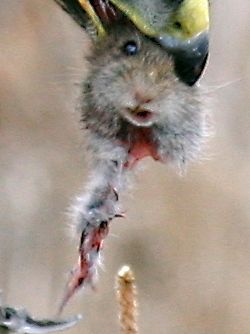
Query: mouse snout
xmin=128 ymin=107 xmax=154 ymax=123
xmin=134 ymin=91 xmax=153 ymax=105
xmin=121 ymin=90 xmax=158 ymax=127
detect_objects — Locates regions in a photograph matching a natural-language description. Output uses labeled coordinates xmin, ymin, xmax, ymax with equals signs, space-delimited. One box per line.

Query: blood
xmin=59 ymin=127 xmax=161 ymax=313
xmin=123 ymin=128 xmax=161 ymax=168
xmin=59 ymin=222 xmax=109 ymax=314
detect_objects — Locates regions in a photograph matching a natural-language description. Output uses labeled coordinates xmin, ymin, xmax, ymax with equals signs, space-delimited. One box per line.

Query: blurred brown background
xmin=0 ymin=1 xmax=250 ymax=333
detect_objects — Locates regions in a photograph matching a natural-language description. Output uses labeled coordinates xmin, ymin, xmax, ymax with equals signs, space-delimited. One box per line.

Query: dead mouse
xmin=53 ymin=2 xmax=210 ymax=311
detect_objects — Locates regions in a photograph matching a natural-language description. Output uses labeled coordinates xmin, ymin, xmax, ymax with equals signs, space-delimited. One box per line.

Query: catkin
xmin=116 ymin=265 xmax=138 ymax=334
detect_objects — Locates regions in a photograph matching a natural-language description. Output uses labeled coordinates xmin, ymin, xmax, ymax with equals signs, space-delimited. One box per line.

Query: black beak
xmin=156 ymin=31 xmax=209 ymax=86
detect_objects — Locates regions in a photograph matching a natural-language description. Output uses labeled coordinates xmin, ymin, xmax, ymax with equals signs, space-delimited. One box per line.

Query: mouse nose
xmin=134 ymin=91 xmax=153 ymax=105
xmin=123 ymin=90 xmax=156 ymax=125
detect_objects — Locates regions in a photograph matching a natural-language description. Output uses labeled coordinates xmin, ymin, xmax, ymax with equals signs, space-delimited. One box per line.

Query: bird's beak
xmin=156 ymin=31 xmax=209 ymax=86
xmin=109 ymin=0 xmax=210 ymax=86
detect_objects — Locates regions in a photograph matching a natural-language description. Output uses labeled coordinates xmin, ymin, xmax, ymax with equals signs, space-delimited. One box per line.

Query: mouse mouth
xmin=122 ymin=107 xmax=156 ymax=127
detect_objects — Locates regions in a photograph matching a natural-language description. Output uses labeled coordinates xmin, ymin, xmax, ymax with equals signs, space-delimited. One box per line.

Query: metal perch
xmin=0 ymin=293 xmax=82 ymax=334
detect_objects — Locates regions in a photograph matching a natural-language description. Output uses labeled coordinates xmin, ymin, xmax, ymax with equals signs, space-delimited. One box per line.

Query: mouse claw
xmin=115 ymin=213 xmax=126 ymax=218
xmin=112 ymin=187 xmax=119 ymax=201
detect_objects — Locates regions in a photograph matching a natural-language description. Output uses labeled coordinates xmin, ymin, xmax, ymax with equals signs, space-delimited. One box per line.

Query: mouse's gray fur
xmin=61 ymin=21 xmax=209 ymax=305
xmin=72 ymin=21 xmax=208 ymax=241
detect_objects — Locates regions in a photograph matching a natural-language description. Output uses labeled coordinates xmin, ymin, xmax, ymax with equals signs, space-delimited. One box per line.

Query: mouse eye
xmin=123 ymin=41 xmax=139 ymax=56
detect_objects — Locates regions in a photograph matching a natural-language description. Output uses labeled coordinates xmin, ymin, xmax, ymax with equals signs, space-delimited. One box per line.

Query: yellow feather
xmin=172 ymin=0 xmax=209 ymax=38
xmin=77 ymin=0 xmax=209 ymax=41
xmin=78 ymin=0 xmax=106 ymax=37
xmin=109 ymin=0 xmax=209 ymax=40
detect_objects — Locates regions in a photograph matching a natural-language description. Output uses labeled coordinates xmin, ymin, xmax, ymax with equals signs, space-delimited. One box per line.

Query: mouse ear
xmin=54 ymin=0 xmax=106 ymax=37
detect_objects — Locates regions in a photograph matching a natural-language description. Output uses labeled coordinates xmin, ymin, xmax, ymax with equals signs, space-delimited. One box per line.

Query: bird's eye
xmin=123 ymin=41 xmax=139 ymax=56
xmin=173 ymin=21 xmax=182 ymax=30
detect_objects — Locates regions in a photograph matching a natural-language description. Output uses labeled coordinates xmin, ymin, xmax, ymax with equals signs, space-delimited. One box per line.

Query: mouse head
xmin=81 ymin=22 xmax=203 ymax=140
